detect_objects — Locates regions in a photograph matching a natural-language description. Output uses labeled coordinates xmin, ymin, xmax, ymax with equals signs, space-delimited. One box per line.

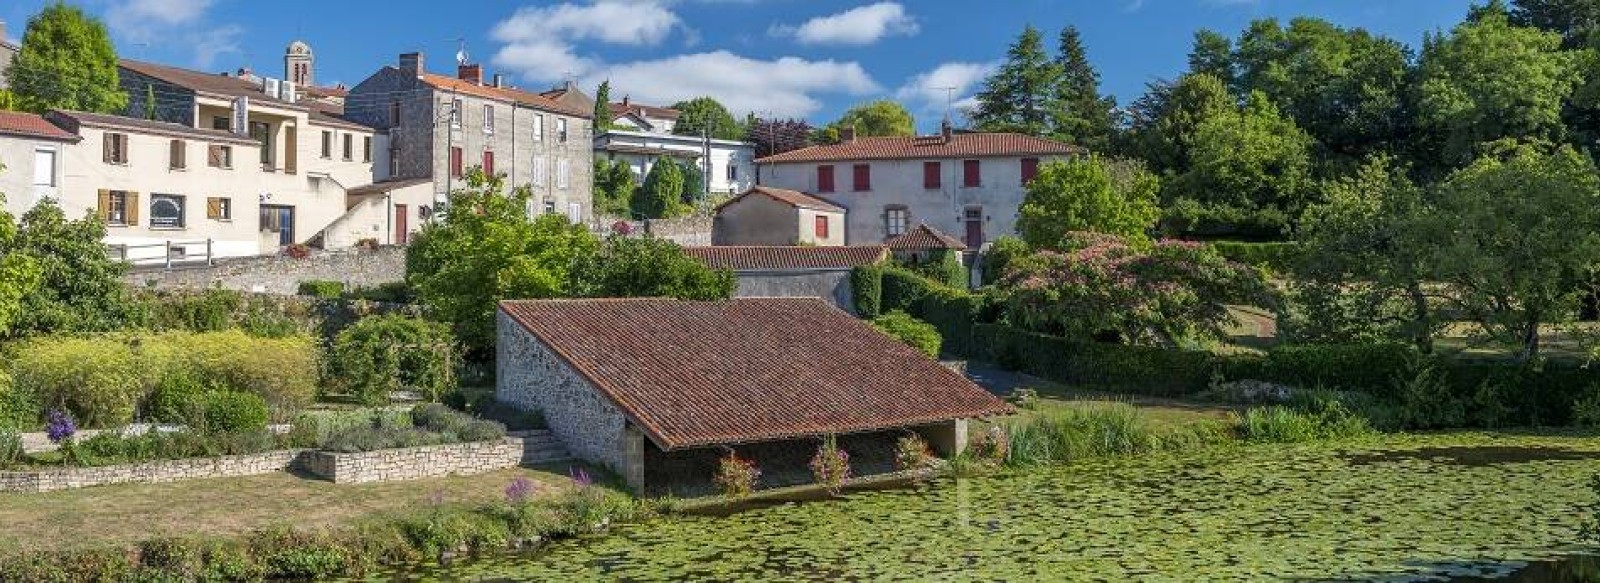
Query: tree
xmin=745 ymin=117 xmax=814 ymax=158
xmin=1163 ymin=92 xmax=1314 ymax=239
xmin=974 ymin=25 xmax=1060 ymax=136
xmin=681 ymin=161 xmax=705 ymax=204
xmin=1118 ymin=73 xmax=1232 ymax=175
xmin=1512 ymin=0 xmax=1600 ymax=48
xmin=570 ymin=235 xmax=735 ymax=300
xmin=0 ymin=165 xmax=42 ymax=337
xmin=592 ymin=159 xmax=635 ymax=217
xmin=670 ymin=97 xmax=742 ymax=140
xmin=1188 ymin=30 xmax=1235 ymax=85
xmin=1426 ymin=143 xmax=1600 ymax=362
xmin=593 ymin=81 xmax=615 ymax=129
xmin=1016 ymin=156 xmax=1160 ymax=249
xmin=405 ymin=170 xmax=599 ymax=356
xmin=1049 ymin=26 xmax=1117 ymax=150
xmin=5 ymin=2 xmax=127 ymax=113
xmin=821 ymin=100 xmax=915 ymax=142
xmin=3 ymin=200 xmax=140 ymax=336
xmin=635 ymin=158 xmax=688 ymax=219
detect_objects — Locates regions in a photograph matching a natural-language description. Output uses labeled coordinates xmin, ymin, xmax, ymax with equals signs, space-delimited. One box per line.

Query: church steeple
xmin=285 ymin=40 xmax=313 ymax=86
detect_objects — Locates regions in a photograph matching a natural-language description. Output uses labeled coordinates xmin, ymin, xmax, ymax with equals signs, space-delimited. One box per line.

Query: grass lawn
xmin=0 ymin=464 xmax=586 ymax=554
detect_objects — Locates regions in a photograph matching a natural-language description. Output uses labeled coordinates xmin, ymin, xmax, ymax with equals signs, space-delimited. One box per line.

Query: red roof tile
xmin=500 ymin=298 xmax=1011 ymax=450
xmin=757 ymin=132 xmax=1083 ymax=164
xmin=420 ymin=73 xmax=591 ymax=118
xmin=886 ymin=224 xmax=968 ymax=251
xmin=0 ymin=111 xmax=78 ymax=142
xmin=609 ymin=101 xmax=681 ymax=120
xmin=684 ymin=245 xmax=886 ymax=271
xmin=714 ymin=186 xmax=845 ymax=214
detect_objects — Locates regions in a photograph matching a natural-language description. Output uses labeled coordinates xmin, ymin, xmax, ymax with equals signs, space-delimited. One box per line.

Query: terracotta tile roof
xmin=609 ymin=101 xmax=681 ymax=120
xmin=757 ymin=132 xmax=1084 ymax=164
xmin=419 ymin=73 xmax=591 ymax=118
xmin=0 ymin=111 xmax=79 ymax=142
xmin=346 ymin=177 xmax=433 ymax=197
xmin=715 ymin=186 xmax=845 ymax=213
xmin=119 ymin=59 xmax=303 ymax=108
xmin=684 ymin=246 xmax=886 ymax=271
xmin=500 ymin=298 xmax=1011 ymax=450
xmin=45 ymin=110 xmax=260 ymax=146
xmin=886 ymin=224 xmax=968 ymax=251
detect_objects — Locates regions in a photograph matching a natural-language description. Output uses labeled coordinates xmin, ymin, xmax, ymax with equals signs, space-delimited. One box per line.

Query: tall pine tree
xmin=1049 ymin=26 xmax=1117 ymax=150
xmin=974 ymin=26 xmax=1059 ymax=136
xmin=593 ymin=81 xmax=614 ymax=129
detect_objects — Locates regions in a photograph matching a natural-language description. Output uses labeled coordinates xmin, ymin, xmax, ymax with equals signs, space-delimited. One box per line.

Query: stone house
xmin=682 ymin=245 xmax=887 ymax=313
xmin=756 ymin=126 xmax=1083 ymax=248
xmin=496 ymin=298 xmax=1011 ymax=495
xmin=712 ymin=186 xmax=846 ymax=246
xmin=344 ymin=53 xmax=595 ymax=223
xmin=0 ymin=110 xmax=79 ymax=219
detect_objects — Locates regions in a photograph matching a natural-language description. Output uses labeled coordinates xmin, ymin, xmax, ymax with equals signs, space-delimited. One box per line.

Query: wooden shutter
xmin=208 ymin=145 xmax=221 ymax=167
xmin=923 ymin=161 xmax=940 ymax=189
xmin=125 ymin=192 xmax=140 ymax=226
xmin=1021 ymin=157 xmax=1040 ymax=184
xmin=97 ymin=189 xmax=112 ymax=222
xmin=853 ymin=164 xmax=871 ymax=191
xmin=171 ymin=140 xmax=185 ymax=169
xmin=963 ymin=160 xmax=981 ymax=187
xmin=817 ymin=165 xmax=834 ymax=192
xmin=206 ymin=197 xmax=222 ymax=219
xmin=102 ymin=134 xmax=113 ymax=163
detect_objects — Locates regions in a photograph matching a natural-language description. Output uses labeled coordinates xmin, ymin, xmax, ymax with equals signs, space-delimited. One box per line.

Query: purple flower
xmin=568 ymin=466 xmax=593 ymax=487
xmin=45 ymin=410 xmax=76 ymax=444
xmin=505 ymin=477 xmax=537 ymax=504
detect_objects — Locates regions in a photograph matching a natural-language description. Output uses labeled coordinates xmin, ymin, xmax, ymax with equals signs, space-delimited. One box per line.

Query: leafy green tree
xmin=3 ymin=200 xmax=139 ymax=337
xmin=635 ymin=158 xmax=688 ymax=219
xmin=1426 ymin=142 xmax=1600 ymax=362
xmin=593 ymin=81 xmax=615 ymax=129
xmin=681 ymin=161 xmax=705 ymax=203
xmin=591 ymin=159 xmax=636 ymax=217
xmin=819 ymin=100 xmax=915 ymax=143
xmin=405 ymin=170 xmax=599 ymax=355
xmin=980 ymin=236 xmax=1030 ymax=286
xmin=974 ymin=25 xmax=1060 ymax=136
xmin=670 ymin=97 xmax=742 ymax=140
xmin=1119 ymin=73 xmax=1233 ymax=175
xmin=1512 ymin=0 xmax=1600 ymax=47
xmin=5 ymin=2 xmax=127 ymax=113
xmin=1188 ymin=30 xmax=1235 ymax=85
xmin=1049 ymin=26 xmax=1117 ymax=150
xmin=1166 ymin=92 xmax=1314 ymax=239
xmin=0 ymin=168 xmax=42 ymax=337
xmin=570 ymin=235 xmax=735 ymax=300
xmin=1017 ymin=157 xmax=1160 ymax=249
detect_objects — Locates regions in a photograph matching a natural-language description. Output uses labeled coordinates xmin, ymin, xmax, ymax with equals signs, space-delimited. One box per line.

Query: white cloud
xmin=895 ymin=61 xmax=996 ymax=114
xmin=492 ymin=1 xmax=683 ymax=47
xmin=187 ymin=25 xmax=242 ymax=70
xmin=106 ymin=0 xmax=215 ymax=37
xmin=771 ymin=2 xmax=919 ymax=46
xmin=581 ymin=51 xmax=879 ymax=118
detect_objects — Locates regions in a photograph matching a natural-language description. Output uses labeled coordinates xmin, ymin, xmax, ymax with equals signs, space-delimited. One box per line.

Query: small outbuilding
xmin=496 ymin=298 xmax=1012 ymax=495
xmin=683 ymin=245 xmax=887 ymax=314
xmin=712 ymin=186 xmax=847 ymax=246
xmin=885 ymin=223 xmax=968 ymax=265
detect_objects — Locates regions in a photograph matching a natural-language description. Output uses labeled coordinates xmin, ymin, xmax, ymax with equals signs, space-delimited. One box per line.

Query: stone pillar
xmin=620 ymin=424 xmax=646 ymax=494
xmin=920 ymin=419 xmax=968 ymax=457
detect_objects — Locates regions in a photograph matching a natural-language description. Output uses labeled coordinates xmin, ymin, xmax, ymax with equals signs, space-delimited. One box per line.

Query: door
xmin=964 ymin=207 xmax=984 ymax=248
xmin=261 ymin=204 xmax=295 ymax=247
xmin=394 ymin=204 xmax=409 ymax=245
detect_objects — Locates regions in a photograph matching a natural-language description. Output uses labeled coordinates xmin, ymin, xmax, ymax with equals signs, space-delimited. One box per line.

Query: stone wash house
xmin=682 ymin=245 xmax=886 ymax=313
xmin=712 ymin=186 xmax=847 ymax=247
xmin=496 ymin=298 xmax=1011 ymax=495
xmin=756 ymin=127 xmax=1083 ymax=248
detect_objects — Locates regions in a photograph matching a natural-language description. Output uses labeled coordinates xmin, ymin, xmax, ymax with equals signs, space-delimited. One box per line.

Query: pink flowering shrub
xmin=808 ymin=436 xmax=852 ymax=495
xmin=713 ymin=451 xmax=761 ymax=499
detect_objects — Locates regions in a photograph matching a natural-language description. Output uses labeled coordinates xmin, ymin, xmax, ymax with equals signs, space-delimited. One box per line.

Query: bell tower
xmin=285 ymin=40 xmax=313 ymax=86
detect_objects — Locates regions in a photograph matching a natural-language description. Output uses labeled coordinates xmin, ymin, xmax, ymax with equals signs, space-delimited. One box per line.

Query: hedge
xmin=850 ymin=265 xmax=883 ymax=318
xmin=297 ymin=280 xmax=346 ymax=299
xmin=881 ymin=267 xmax=939 ymax=314
xmin=1210 ymin=241 xmax=1302 ymax=273
xmin=975 ymin=324 xmax=1218 ymax=396
xmin=871 ymin=312 xmax=942 ymax=358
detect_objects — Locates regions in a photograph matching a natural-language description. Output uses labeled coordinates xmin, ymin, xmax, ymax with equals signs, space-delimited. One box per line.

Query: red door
xmin=964 ymin=207 xmax=983 ymax=248
xmin=394 ymin=204 xmax=409 ymax=245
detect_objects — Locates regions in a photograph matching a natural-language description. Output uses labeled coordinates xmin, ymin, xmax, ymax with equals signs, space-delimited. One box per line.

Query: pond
xmin=386 ymin=433 xmax=1600 ymax=581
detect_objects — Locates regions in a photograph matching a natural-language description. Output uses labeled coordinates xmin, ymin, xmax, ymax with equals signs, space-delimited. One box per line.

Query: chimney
xmin=492 ymin=73 xmax=505 ymax=88
xmin=941 ymin=118 xmax=954 ymax=143
xmin=458 ymin=64 xmax=483 ymax=85
xmin=622 ymin=95 xmax=630 ymax=107
xmin=399 ymin=52 xmax=424 ymax=77
xmin=840 ymin=124 xmax=856 ymax=143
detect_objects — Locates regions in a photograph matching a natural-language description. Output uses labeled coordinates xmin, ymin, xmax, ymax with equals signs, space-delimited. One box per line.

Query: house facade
xmin=594 ymin=98 xmax=756 ymax=201
xmin=756 ymin=128 xmax=1083 ymax=248
xmin=0 ymin=110 xmax=78 ymax=218
xmin=712 ymin=186 xmax=845 ymax=246
xmin=344 ymin=53 xmax=595 ymax=223
xmin=683 ymin=245 xmax=886 ymax=313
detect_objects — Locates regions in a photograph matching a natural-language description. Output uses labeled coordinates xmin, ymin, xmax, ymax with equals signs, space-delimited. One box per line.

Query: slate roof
xmin=499 ymin=298 xmax=1012 ymax=450
xmin=756 ymin=132 xmax=1083 ymax=164
xmin=119 ymin=59 xmax=302 ymax=108
xmin=714 ymin=186 xmax=845 ymax=213
xmin=683 ymin=245 xmax=886 ymax=271
xmin=886 ymin=224 xmax=968 ymax=251
xmin=0 ymin=110 xmax=79 ymax=141
xmin=419 ymin=73 xmax=591 ymax=118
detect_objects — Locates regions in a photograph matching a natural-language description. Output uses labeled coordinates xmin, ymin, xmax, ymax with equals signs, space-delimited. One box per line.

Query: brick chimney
xmin=840 ymin=124 xmax=856 ymax=143
xmin=458 ymin=64 xmax=483 ymax=85
xmin=941 ymin=117 xmax=954 ymax=143
xmin=399 ymin=52 xmax=424 ymax=77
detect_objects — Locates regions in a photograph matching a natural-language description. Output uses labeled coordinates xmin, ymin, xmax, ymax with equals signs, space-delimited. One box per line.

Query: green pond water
xmin=388 ymin=433 xmax=1600 ymax=581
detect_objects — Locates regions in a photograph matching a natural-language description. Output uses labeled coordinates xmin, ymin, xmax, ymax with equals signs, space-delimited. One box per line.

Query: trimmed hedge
xmin=881 ymin=267 xmax=938 ymax=314
xmin=871 ymin=312 xmax=942 ymax=358
xmin=850 ymin=265 xmax=883 ymax=318
xmin=1210 ymin=241 xmax=1301 ymax=272
xmin=977 ymin=324 xmax=1218 ymax=396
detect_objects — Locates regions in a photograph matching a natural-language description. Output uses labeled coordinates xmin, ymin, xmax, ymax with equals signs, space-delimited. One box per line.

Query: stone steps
xmin=507 ymin=430 xmax=572 ymax=464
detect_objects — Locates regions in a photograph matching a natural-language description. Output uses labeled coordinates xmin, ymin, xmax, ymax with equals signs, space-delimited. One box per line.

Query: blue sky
xmin=2 ymin=0 xmax=1480 ymax=130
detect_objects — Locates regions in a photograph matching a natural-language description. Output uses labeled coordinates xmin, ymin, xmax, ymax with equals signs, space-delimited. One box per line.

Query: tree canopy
xmin=670 ymin=97 xmax=742 ymax=140
xmin=635 ymin=158 xmax=688 ymax=219
xmin=974 ymin=25 xmax=1117 ymax=149
xmin=1016 ymin=157 xmax=1160 ymax=249
xmin=5 ymin=2 xmax=127 ymax=114
xmin=819 ymin=100 xmax=915 ymax=143
xmin=1165 ymin=92 xmax=1314 ymax=238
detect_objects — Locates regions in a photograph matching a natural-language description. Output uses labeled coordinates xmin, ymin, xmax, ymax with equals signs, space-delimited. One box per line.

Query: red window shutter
xmin=483 ymin=151 xmax=495 ymax=175
xmin=450 ymin=147 xmax=463 ymax=177
xmin=963 ymin=160 xmax=981 ymax=187
xmin=1022 ymin=158 xmax=1040 ymax=184
xmin=817 ymin=165 xmax=835 ymax=193
xmin=815 ymin=215 xmax=829 ymax=238
xmin=852 ymin=164 xmax=871 ymax=191
xmin=923 ymin=161 xmax=941 ymax=189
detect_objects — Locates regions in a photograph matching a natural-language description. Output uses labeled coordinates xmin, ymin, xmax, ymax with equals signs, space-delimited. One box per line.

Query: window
xmin=1022 ymin=157 xmax=1040 ymax=185
xmin=817 ymin=165 xmax=835 ymax=193
xmin=923 ymin=161 xmax=941 ymax=189
xmin=962 ymin=159 xmax=981 ymax=187
xmin=249 ymin=122 xmax=272 ymax=167
xmin=98 ymin=190 xmax=134 ymax=225
xmin=450 ymin=98 xmax=462 ymax=128
xmin=557 ymin=159 xmax=570 ymax=189
xmin=33 ymin=148 xmax=56 ymax=186
xmin=207 ymin=145 xmax=233 ymax=169
xmin=389 ymin=101 xmax=401 ymax=126
xmin=103 ymin=132 xmax=129 ymax=164
xmin=484 ymin=104 xmax=495 ymax=133
xmin=533 ymin=115 xmax=544 ymax=142
xmin=852 ymin=164 xmax=871 ymax=192
xmin=726 ymin=160 xmax=738 ymax=181
xmin=483 ymin=150 xmax=495 ymax=176
xmin=320 ymin=131 xmax=332 ymax=158
xmin=557 ymin=118 xmax=568 ymax=142
xmin=206 ymin=197 xmax=232 ymax=220
xmin=450 ymin=147 xmax=463 ymax=178
xmin=363 ymin=137 xmax=372 ymax=162
xmin=388 ymin=147 xmax=401 ymax=177
xmin=532 ymin=157 xmax=547 ymax=187
xmin=211 ymin=117 xmax=230 ymax=131
xmin=568 ymin=203 xmax=582 ymax=225
xmin=885 ymin=206 xmax=908 ymax=237
xmin=168 ymin=140 xmax=185 ymax=170
xmin=342 ymin=134 xmax=353 ymax=161
xmin=150 ymin=194 xmax=185 ymax=229
xmin=542 ymin=197 xmax=556 ymax=214
xmin=815 ymin=215 xmax=830 ymax=239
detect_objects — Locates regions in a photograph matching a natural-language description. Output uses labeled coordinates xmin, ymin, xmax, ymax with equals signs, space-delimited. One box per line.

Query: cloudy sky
xmin=2 ymin=0 xmax=1478 ymax=131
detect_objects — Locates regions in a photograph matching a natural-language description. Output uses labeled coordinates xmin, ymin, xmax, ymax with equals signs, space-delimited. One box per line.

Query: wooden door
xmin=394 ymin=204 xmax=409 ymax=245
xmin=964 ymin=207 xmax=983 ymax=248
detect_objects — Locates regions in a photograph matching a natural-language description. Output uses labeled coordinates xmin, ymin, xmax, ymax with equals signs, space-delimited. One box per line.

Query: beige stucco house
xmin=0 ymin=110 xmax=78 ymax=218
xmin=712 ymin=186 xmax=846 ymax=247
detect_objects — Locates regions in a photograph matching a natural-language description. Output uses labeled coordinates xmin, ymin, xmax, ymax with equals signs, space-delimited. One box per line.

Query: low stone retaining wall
xmin=123 ymin=246 xmax=406 ymax=295
xmin=303 ymin=439 xmax=524 ymax=484
xmin=0 ymin=450 xmax=306 ymax=494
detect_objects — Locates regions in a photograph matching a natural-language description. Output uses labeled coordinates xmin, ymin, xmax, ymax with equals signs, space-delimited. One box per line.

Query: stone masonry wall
xmin=0 ymin=450 xmax=304 ymax=494
xmin=732 ymin=270 xmax=855 ymax=315
xmin=303 ymin=439 xmax=522 ymax=484
xmin=497 ymin=311 xmax=630 ymax=475
xmin=123 ymin=246 xmax=406 ymax=295
xmin=645 ymin=216 xmax=713 ymax=246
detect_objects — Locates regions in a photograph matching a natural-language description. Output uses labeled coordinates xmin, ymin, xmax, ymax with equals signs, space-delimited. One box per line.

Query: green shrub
xmin=158 ymin=331 xmax=320 ymax=421
xmin=977 ymin=324 xmax=1218 ymax=396
xmin=1260 ymin=343 xmax=1415 ymax=393
xmin=850 ymin=265 xmax=884 ymax=318
xmin=1575 ymin=386 xmax=1600 ymax=428
xmin=871 ymin=311 xmax=942 ymax=358
xmin=139 ymin=289 xmax=312 ymax=338
xmin=908 ymin=249 xmax=967 ymax=290
xmin=916 ymin=288 xmax=982 ymax=358
xmin=329 ymin=315 xmax=457 ymax=405
xmin=1234 ymin=407 xmax=1322 ymax=443
xmin=0 ymin=369 xmax=36 ymax=431
xmin=1393 ymin=356 xmax=1467 ymax=430
xmin=198 ymin=392 xmax=269 ymax=433
xmin=981 ymin=235 xmax=1029 ymax=286
xmin=881 ymin=267 xmax=941 ymax=313
xmin=297 ymin=280 xmax=346 ymax=299
xmin=0 ymin=429 xmax=22 ymax=469
xmin=313 ymin=405 xmax=503 ymax=453
xmin=347 ymin=282 xmax=415 ymax=304
xmin=1210 ymin=241 xmax=1301 ymax=272
xmin=412 ymin=403 xmax=506 ymax=442
xmin=147 ymin=370 xmax=211 ymax=424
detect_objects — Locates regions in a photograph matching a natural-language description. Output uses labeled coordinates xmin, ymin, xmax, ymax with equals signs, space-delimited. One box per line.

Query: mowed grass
xmin=0 ymin=464 xmax=583 ymax=553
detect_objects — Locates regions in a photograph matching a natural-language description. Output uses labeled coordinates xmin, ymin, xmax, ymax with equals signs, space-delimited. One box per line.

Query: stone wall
xmin=732 ymin=270 xmax=856 ymax=315
xmin=303 ymin=439 xmax=522 ymax=484
xmin=123 ymin=246 xmax=406 ymax=295
xmin=645 ymin=216 xmax=713 ymax=246
xmin=497 ymin=311 xmax=630 ymax=475
xmin=0 ymin=450 xmax=304 ymax=494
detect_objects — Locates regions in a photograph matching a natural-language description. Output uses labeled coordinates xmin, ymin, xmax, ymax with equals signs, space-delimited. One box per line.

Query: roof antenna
xmin=454 ymin=38 xmax=469 ymax=66
xmin=936 ymin=86 xmax=956 ymax=132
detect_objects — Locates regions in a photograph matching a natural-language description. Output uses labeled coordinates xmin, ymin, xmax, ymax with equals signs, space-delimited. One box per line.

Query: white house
xmin=593 ymin=99 xmax=755 ymax=204
xmin=755 ymin=126 xmax=1083 ymax=248
xmin=0 ymin=110 xmax=78 ymax=218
